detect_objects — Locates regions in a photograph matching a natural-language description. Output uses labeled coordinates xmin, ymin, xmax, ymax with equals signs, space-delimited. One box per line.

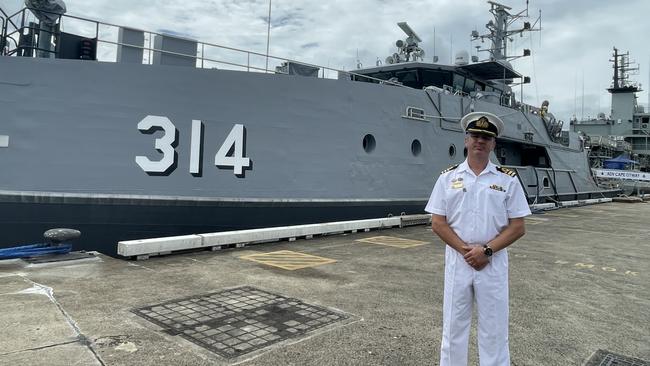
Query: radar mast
xmin=471 ymin=1 xmax=540 ymax=62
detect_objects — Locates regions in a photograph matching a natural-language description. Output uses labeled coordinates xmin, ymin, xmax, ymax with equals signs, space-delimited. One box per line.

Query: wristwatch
xmin=483 ymin=245 xmax=493 ymax=257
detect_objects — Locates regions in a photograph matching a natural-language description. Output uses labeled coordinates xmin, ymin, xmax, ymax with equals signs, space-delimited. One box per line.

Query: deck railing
xmin=1 ymin=7 xmax=401 ymax=87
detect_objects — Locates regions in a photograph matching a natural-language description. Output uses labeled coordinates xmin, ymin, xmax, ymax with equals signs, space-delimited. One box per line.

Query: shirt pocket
xmin=444 ymin=187 xmax=466 ymax=219
xmin=485 ymin=189 xmax=508 ymax=229
xmin=486 ymin=189 xmax=507 ymax=210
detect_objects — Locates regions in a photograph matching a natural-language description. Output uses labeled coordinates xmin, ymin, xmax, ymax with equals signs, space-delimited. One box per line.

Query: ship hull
xmin=0 ymin=56 xmax=614 ymax=255
xmin=0 ymin=193 xmax=424 ymax=256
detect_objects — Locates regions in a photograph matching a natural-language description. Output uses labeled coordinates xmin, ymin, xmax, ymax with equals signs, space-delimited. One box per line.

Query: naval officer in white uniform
xmin=425 ymin=111 xmax=531 ymax=366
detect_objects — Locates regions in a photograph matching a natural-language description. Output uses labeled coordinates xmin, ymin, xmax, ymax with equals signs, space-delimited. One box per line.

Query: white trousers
xmin=440 ymin=246 xmax=510 ymax=366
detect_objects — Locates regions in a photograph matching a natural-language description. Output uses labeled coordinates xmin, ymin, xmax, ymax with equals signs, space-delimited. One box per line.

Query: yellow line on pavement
xmin=355 ymin=236 xmax=428 ymax=248
xmin=240 ymin=250 xmax=337 ymax=271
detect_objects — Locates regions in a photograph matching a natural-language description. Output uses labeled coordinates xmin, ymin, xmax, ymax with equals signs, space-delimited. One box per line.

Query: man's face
xmin=464 ymin=132 xmax=496 ymax=160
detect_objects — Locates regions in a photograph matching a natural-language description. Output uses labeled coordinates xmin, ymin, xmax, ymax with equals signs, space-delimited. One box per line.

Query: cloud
xmin=2 ymin=0 xmax=648 ymax=121
xmin=300 ymin=42 xmax=318 ymax=49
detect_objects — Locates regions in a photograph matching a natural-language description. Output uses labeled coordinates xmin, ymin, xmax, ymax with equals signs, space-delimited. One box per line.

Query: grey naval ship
xmin=571 ymin=48 xmax=650 ymax=194
xmin=0 ymin=1 xmax=618 ymax=255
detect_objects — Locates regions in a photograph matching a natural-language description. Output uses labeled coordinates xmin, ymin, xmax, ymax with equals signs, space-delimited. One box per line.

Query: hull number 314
xmin=135 ymin=115 xmax=251 ymax=176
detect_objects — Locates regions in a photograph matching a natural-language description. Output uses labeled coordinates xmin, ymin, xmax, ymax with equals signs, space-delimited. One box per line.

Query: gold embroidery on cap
xmin=476 ymin=117 xmax=489 ymax=128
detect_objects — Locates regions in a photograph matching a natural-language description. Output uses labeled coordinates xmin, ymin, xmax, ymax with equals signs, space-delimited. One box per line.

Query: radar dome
xmin=454 ymin=50 xmax=469 ymax=66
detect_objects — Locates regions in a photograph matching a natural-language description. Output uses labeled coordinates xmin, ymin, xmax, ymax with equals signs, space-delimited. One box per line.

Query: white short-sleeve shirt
xmin=425 ymin=160 xmax=531 ymax=245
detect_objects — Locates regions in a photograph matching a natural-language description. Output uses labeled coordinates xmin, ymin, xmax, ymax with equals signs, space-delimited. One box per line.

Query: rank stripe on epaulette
xmin=440 ymin=164 xmax=459 ymax=174
xmin=496 ymin=166 xmax=517 ymax=177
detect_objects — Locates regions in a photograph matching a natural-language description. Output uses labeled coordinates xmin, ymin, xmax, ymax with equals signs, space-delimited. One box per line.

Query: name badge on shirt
xmin=451 ymin=177 xmax=464 ymax=189
xmin=489 ymin=184 xmax=506 ymax=192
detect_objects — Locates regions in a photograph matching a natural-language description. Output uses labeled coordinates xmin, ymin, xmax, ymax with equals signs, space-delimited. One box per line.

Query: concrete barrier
xmin=117 ymin=198 xmax=611 ymax=260
xmin=118 ymin=216 xmax=403 ymax=259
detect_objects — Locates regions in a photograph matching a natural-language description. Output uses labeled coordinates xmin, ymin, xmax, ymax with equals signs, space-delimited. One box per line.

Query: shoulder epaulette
xmin=496 ymin=166 xmax=517 ymax=177
xmin=440 ymin=164 xmax=459 ymax=174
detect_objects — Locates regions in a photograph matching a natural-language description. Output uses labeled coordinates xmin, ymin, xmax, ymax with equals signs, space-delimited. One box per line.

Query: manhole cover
xmin=585 ymin=350 xmax=648 ymax=366
xmin=133 ymin=286 xmax=352 ymax=359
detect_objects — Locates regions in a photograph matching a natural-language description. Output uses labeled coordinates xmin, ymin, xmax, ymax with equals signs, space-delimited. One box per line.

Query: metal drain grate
xmin=133 ymin=286 xmax=351 ymax=359
xmin=585 ymin=350 xmax=648 ymax=366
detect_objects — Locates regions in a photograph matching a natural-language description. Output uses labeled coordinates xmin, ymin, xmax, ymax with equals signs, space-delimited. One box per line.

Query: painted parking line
xmin=526 ymin=216 xmax=549 ymax=221
xmin=525 ymin=216 xmax=549 ymax=225
xmin=574 ymin=209 xmax=606 ymax=213
xmin=240 ymin=250 xmax=337 ymax=271
xmin=543 ymin=213 xmax=580 ymax=218
xmin=355 ymin=236 xmax=428 ymax=248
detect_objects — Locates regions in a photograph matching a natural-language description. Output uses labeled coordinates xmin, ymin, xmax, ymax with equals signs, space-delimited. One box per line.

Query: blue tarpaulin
xmin=603 ymin=154 xmax=637 ymax=170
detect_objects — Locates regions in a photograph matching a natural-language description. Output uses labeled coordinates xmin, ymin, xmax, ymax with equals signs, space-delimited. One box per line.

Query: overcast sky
xmin=2 ymin=0 xmax=649 ymax=123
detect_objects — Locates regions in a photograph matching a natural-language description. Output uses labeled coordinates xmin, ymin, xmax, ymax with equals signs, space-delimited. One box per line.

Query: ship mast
xmin=488 ymin=1 xmax=510 ymax=60
xmin=608 ymin=47 xmax=640 ymax=93
xmin=471 ymin=0 xmax=540 ymax=62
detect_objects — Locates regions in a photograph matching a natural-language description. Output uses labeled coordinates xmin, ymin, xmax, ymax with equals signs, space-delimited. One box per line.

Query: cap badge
xmin=476 ymin=117 xmax=489 ymax=128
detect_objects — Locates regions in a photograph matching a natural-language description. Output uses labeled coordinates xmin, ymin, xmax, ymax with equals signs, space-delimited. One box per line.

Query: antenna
xmin=433 ymin=27 xmax=437 ymax=63
xmin=386 ymin=22 xmax=426 ymax=63
xmin=598 ymin=83 xmax=602 ymax=114
xmin=450 ymin=34 xmax=452 ymax=64
xmin=574 ymin=71 xmax=577 ymax=120
xmin=581 ymin=69 xmax=584 ymax=121
xmin=397 ymin=22 xmax=422 ymax=43
xmin=265 ymin=0 xmax=272 ymax=72
xmin=356 ymin=49 xmax=362 ymax=69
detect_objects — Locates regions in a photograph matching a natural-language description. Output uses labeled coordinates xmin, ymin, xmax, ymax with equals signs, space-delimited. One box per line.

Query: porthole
xmin=448 ymin=144 xmax=456 ymax=157
xmin=542 ymin=176 xmax=550 ymax=188
xmin=411 ymin=139 xmax=421 ymax=156
xmin=463 ymin=147 xmax=468 ymax=157
xmin=363 ymin=134 xmax=376 ymax=153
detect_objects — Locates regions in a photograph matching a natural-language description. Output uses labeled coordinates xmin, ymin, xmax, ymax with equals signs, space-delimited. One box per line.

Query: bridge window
xmin=395 ymin=70 xmax=419 ymax=88
xmin=463 ymin=78 xmax=476 ymax=94
xmin=357 ymin=71 xmax=392 ymax=83
xmin=485 ymin=85 xmax=503 ymax=94
xmin=421 ymin=70 xmax=452 ymax=89
xmin=452 ymin=73 xmax=465 ymax=92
